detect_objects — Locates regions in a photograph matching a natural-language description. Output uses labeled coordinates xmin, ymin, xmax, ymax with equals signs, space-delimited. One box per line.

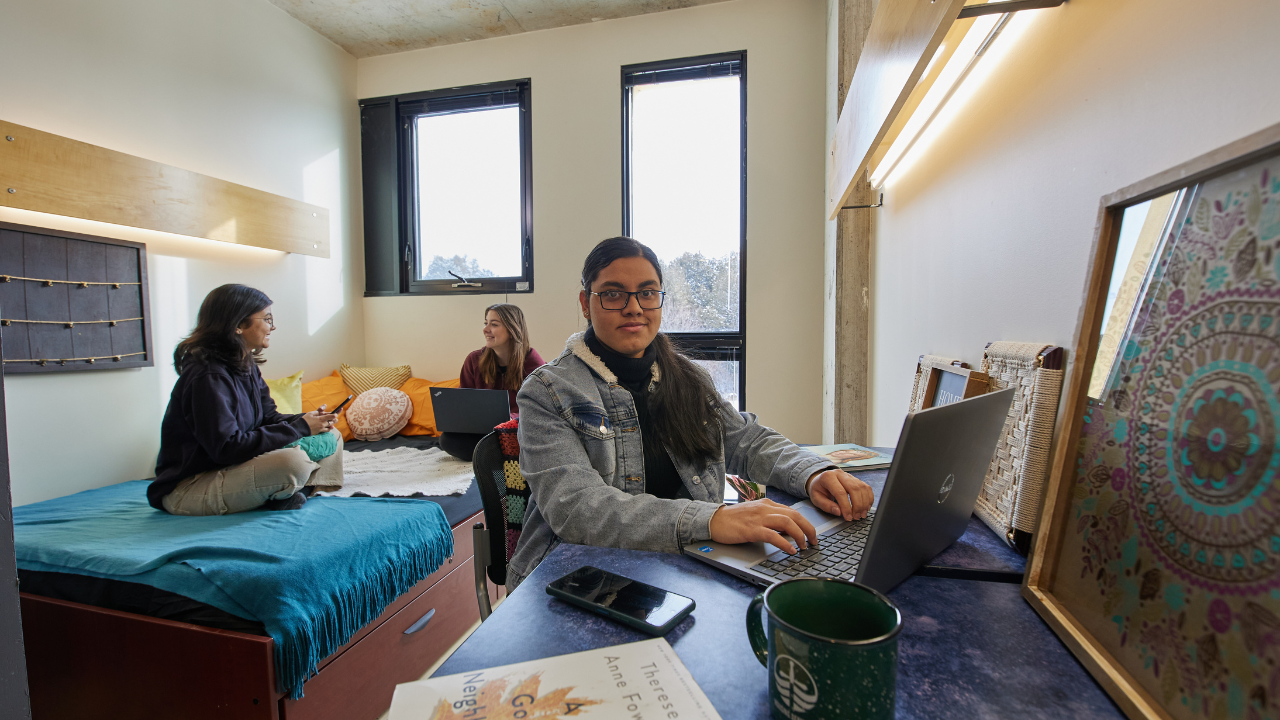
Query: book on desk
xmin=391 ymin=637 xmax=722 ymax=720
xmin=806 ymin=443 xmax=893 ymax=471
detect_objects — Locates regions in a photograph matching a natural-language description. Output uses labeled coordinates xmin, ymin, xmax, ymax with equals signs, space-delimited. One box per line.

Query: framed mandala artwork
xmin=1027 ymin=123 xmax=1280 ymax=720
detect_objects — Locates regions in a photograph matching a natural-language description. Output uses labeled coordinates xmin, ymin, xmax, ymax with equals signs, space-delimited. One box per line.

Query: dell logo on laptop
xmin=938 ymin=474 xmax=956 ymax=503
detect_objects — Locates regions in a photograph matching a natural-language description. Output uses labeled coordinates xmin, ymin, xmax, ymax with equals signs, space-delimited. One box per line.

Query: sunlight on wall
xmin=882 ymin=9 xmax=1042 ymax=187
xmin=303 ymin=149 xmax=345 ymax=336
xmin=151 ymin=254 xmax=190 ymax=412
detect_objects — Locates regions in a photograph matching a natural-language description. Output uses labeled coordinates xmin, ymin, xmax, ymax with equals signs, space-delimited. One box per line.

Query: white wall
xmin=867 ymin=0 xmax=1280 ymax=445
xmin=357 ymin=0 xmax=830 ymax=442
xmin=0 ymin=0 xmax=364 ymax=505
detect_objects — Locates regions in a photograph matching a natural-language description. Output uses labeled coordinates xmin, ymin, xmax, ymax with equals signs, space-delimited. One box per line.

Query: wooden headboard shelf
xmin=0 ymin=119 xmax=329 ymax=258
xmin=827 ymin=0 xmax=967 ymax=218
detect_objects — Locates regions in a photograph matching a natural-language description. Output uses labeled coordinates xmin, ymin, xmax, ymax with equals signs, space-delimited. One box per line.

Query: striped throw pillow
xmin=338 ymin=363 xmax=412 ymax=395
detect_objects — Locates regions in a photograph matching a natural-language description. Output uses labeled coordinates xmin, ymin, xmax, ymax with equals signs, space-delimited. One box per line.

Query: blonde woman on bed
xmin=148 ymin=284 xmax=342 ymax=515
xmin=439 ymin=304 xmax=546 ymax=462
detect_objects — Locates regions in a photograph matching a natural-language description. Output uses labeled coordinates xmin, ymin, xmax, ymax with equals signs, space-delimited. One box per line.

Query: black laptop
xmin=430 ymin=387 xmax=512 ymax=435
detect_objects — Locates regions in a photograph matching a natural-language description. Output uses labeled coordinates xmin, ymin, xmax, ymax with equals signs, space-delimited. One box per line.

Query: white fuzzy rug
xmin=315 ymin=446 xmax=474 ymax=498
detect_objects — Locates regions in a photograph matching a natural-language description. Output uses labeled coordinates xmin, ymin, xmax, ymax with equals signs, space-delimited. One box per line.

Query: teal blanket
xmin=13 ymin=480 xmax=454 ymax=699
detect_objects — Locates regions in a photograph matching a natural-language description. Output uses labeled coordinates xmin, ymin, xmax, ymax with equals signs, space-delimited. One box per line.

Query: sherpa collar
xmin=566 ymin=331 xmax=661 ymax=386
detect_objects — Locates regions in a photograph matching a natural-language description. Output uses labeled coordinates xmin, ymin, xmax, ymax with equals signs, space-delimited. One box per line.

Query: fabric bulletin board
xmin=0 ymin=222 xmax=151 ymax=373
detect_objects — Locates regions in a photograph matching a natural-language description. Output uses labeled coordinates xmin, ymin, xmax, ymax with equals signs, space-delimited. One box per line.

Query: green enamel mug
xmin=747 ymin=578 xmax=902 ymax=720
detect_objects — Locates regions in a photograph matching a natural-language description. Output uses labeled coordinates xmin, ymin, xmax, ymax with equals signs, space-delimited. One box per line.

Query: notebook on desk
xmin=683 ymin=388 xmax=1014 ymax=594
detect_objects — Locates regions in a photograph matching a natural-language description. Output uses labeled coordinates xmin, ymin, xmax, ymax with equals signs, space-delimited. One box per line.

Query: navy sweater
xmin=148 ymin=360 xmax=310 ymax=509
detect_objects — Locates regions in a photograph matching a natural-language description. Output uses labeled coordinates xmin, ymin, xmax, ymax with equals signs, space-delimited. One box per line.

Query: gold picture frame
xmin=1024 ymin=122 xmax=1280 ymax=719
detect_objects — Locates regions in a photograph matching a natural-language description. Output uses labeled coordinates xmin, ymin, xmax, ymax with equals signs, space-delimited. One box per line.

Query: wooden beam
xmin=833 ymin=0 xmax=876 ymax=444
xmin=827 ymin=0 xmax=967 ymax=219
xmin=0 ymin=120 xmax=329 ymax=258
xmin=864 ymin=16 xmax=977 ymax=178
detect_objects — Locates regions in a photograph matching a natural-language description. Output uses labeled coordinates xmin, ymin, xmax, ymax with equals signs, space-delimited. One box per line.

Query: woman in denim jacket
xmin=507 ymin=237 xmax=874 ymax=590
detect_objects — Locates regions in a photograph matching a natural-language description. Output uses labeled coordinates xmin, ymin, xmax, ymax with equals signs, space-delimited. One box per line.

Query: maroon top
xmin=459 ymin=346 xmax=546 ymax=414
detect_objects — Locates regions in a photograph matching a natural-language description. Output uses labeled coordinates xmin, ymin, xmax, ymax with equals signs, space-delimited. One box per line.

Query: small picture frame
xmin=919 ymin=364 xmax=989 ymax=410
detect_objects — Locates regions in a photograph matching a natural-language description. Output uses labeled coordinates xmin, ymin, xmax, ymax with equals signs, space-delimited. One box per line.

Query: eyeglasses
xmin=590 ymin=290 xmax=666 ymax=310
xmin=255 ymin=314 xmax=275 ymax=329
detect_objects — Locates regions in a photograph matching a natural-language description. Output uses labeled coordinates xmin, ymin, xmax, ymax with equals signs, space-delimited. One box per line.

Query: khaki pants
xmin=163 ymin=430 xmax=344 ymax=516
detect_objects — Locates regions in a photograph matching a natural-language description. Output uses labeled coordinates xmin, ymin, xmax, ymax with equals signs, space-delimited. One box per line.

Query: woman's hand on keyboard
xmin=807 ymin=470 xmax=874 ymax=521
xmin=709 ymin=499 xmax=817 ymax=555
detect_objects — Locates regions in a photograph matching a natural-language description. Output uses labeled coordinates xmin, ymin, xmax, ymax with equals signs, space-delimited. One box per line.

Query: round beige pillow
xmin=345 ymin=387 xmax=413 ymax=441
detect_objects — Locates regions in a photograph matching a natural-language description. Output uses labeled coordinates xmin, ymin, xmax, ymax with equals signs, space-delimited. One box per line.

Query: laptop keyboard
xmin=752 ymin=510 xmax=875 ymax=581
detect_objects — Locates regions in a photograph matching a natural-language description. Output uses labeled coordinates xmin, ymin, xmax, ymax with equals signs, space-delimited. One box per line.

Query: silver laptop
xmin=430 ymin=387 xmax=512 ymax=435
xmin=683 ymin=388 xmax=1014 ymax=594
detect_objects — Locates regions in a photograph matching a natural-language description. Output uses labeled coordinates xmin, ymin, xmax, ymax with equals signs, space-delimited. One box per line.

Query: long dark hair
xmin=174 ymin=284 xmax=272 ymax=373
xmin=582 ymin=237 xmax=722 ymax=463
xmin=479 ymin=303 xmax=531 ymax=390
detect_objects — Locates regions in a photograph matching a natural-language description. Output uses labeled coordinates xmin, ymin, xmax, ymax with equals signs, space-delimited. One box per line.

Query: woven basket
xmin=907 ymin=354 xmax=965 ymax=413
xmin=975 ymin=341 xmax=1064 ymax=549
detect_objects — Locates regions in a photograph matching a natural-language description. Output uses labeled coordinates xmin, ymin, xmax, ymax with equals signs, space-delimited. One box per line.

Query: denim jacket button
xmin=693 ymin=475 xmax=701 ymax=484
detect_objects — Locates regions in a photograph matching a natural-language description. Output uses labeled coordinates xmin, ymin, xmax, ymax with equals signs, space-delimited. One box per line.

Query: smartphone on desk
xmin=546 ymin=566 xmax=695 ymax=636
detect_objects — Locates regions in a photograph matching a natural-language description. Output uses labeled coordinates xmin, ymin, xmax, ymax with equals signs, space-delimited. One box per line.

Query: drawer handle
xmin=404 ymin=608 xmax=436 ymax=635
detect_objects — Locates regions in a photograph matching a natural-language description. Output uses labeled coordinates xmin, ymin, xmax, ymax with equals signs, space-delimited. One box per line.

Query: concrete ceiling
xmin=266 ymin=0 xmax=735 ymax=58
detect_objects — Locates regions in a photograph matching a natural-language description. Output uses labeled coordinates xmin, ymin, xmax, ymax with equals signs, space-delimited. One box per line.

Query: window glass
xmin=629 ymin=76 xmax=742 ymax=333
xmin=1088 ymin=190 xmax=1182 ymax=399
xmin=415 ymin=106 xmax=523 ymax=280
xmin=693 ymin=358 xmax=740 ymax=408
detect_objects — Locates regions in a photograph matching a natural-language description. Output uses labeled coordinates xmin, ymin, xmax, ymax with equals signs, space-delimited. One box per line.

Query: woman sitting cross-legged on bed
xmin=505 ymin=237 xmax=874 ymax=590
xmin=439 ymin=303 xmax=545 ymax=462
xmin=147 ymin=284 xmax=343 ymax=516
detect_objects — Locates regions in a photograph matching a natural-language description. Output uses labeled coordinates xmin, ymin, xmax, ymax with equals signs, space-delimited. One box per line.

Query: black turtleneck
xmin=585 ymin=328 xmax=684 ymax=500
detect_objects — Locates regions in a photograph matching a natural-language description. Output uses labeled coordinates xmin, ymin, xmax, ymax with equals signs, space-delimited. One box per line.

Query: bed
xmin=16 ymin=435 xmax=492 ymax=720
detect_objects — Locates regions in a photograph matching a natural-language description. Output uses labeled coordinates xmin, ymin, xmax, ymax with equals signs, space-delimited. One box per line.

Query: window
xmin=623 ymin=53 xmax=746 ymax=408
xmin=359 ymin=80 xmax=533 ymax=295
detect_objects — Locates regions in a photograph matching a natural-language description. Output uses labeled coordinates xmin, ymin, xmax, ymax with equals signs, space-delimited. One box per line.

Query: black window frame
xmin=359 ymin=79 xmax=533 ymax=296
xmin=622 ymin=52 xmax=747 ymax=407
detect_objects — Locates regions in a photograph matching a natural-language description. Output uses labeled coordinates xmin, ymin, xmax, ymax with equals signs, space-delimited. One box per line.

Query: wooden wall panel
xmin=0 ymin=120 xmax=329 ymax=258
xmin=827 ymin=0 xmax=967 ymax=218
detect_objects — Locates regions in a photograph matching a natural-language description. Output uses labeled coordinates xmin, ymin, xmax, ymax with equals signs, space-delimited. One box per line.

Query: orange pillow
xmin=399 ymin=377 xmax=461 ymax=436
xmin=300 ymin=371 xmax=355 ymax=441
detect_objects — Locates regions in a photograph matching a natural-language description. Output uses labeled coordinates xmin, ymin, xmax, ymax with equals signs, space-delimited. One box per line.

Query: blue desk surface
xmin=435 ymin=462 xmax=1118 ymax=718
xmin=436 ymin=543 xmax=1122 ymax=718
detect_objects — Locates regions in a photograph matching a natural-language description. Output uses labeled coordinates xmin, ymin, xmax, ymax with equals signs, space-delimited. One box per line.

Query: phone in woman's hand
xmin=327 ymin=395 xmax=354 ymax=415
